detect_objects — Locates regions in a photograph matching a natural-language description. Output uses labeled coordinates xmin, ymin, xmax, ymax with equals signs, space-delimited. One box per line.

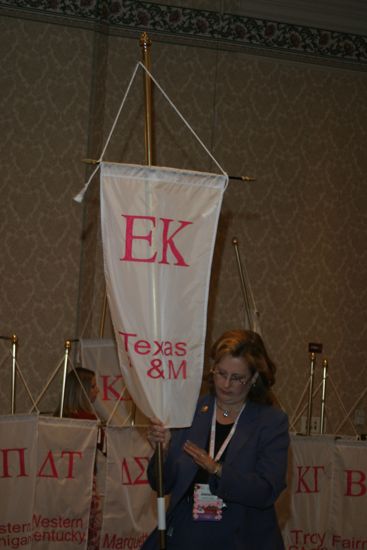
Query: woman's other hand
xmin=183 ymin=440 xmax=220 ymax=475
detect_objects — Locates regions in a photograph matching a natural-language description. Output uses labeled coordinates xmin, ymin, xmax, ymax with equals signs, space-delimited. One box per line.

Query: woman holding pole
xmin=142 ymin=329 xmax=289 ymax=550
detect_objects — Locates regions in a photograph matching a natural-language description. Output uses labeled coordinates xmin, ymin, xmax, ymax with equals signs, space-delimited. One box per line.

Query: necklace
xmin=216 ymin=400 xmax=244 ymax=418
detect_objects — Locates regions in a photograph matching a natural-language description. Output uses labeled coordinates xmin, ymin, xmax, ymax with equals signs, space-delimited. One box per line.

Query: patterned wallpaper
xmin=1 ymin=2 xmax=366 ymax=434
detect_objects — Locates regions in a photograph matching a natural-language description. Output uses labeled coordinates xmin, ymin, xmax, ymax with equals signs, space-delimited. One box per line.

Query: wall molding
xmin=1 ymin=0 xmax=367 ymax=68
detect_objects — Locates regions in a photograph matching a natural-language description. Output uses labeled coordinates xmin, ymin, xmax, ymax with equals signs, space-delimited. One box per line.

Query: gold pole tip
xmin=64 ymin=340 xmax=72 ymax=349
xmin=11 ymin=334 xmax=18 ymax=343
xmin=323 ymin=359 xmax=328 ymax=367
xmin=139 ymin=32 xmax=152 ymax=47
xmin=232 ymin=237 xmax=239 ymax=245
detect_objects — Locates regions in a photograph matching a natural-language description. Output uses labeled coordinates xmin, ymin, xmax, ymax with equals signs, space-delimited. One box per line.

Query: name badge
xmin=192 ymin=483 xmax=223 ymax=522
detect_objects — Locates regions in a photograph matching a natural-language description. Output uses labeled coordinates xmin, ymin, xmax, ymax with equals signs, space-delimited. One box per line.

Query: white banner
xmin=80 ymin=338 xmax=148 ymax=426
xmin=0 ymin=415 xmax=38 ymax=550
xmin=330 ymin=439 xmax=367 ymax=548
xmin=32 ymin=417 xmax=98 ymax=549
xmin=99 ymin=427 xmax=156 ymax=549
xmin=100 ymin=162 xmax=226 ymax=427
xmin=281 ymin=435 xmax=335 ymax=549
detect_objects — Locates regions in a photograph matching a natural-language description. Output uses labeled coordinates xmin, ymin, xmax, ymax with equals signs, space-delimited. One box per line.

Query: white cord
xmin=136 ymin=62 xmax=227 ymax=176
xmin=73 ymin=61 xmax=228 ymax=203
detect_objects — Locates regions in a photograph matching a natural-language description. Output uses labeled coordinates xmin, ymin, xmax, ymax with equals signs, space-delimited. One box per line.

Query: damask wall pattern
xmin=1 ymin=4 xmax=366 ymax=434
xmin=0 ymin=15 xmax=96 ymax=412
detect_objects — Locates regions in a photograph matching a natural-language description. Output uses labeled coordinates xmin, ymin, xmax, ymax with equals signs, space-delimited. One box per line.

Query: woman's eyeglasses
xmin=211 ymin=367 xmax=250 ymax=386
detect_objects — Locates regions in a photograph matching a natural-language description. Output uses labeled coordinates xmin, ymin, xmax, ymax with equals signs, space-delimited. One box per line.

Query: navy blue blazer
xmin=143 ymin=394 xmax=289 ymax=550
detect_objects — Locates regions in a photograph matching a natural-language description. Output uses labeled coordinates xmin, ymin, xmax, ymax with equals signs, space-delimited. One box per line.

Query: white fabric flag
xmin=281 ymin=434 xmax=334 ymax=549
xmin=32 ymin=416 xmax=98 ymax=550
xmin=100 ymin=427 xmax=156 ymax=549
xmin=330 ymin=439 xmax=367 ymax=547
xmin=100 ymin=162 xmax=226 ymax=427
xmin=0 ymin=415 xmax=38 ymax=550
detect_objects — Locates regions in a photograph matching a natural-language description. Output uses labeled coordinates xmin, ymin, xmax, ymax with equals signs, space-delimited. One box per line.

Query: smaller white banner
xmin=32 ymin=416 xmax=98 ymax=550
xmin=281 ymin=434 xmax=335 ymax=549
xmin=330 ymin=439 xmax=367 ymax=548
xmin=0 ymin=415 xmax=38 ymax=550
xmin=99 ymin=427 xmax=156 ymax=549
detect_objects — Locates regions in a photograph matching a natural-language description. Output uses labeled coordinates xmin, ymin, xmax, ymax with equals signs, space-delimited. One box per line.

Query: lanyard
xmin=209 ymin=401 xmax=246 ymax=462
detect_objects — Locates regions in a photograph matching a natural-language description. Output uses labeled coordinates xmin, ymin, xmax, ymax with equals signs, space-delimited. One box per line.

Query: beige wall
xmin=1 ymin=9 xmax=366 ymax=434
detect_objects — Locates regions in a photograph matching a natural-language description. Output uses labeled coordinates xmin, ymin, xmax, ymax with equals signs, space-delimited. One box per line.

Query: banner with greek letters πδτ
xmin=99 ymin=427 xmax=156 ymax=549
xmin=100 ymin=162 xmax=226 ymax=427
xmin=0 ymin=414 xmax=38 ymax=550
xmin=32 ymin=416 xmax=98 ymax=549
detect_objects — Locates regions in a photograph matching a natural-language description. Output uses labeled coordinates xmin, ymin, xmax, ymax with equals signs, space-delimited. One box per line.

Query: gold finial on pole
xmin=140 ymin=32 xmax=154 ymax=166
xmin=64 ymin=340 xmax=72 ymax=350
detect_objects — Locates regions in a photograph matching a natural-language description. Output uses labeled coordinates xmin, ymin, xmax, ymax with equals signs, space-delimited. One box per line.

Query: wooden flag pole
xmin=140 ymin=32 xmax=166 ymax=550
xmin=140 ymin=32 xmax=154 ymax=166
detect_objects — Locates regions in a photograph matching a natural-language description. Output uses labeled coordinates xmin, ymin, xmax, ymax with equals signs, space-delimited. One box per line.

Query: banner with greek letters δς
xmin=32 ymin=416 xmax=98 ymax=549
xmin=100 ymin=162 xmax=226 ymax=427
xmin=0 ymin=414 xmax=38 ymax=550
xmin=99 ymin=427 xmax=156 ymax=549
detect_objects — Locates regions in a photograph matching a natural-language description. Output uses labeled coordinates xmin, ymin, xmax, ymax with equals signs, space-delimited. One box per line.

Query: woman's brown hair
xmin=210 ymin=329 xmax=278 ymax=406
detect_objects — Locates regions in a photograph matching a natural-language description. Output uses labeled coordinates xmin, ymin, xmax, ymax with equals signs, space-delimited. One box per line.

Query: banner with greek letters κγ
xmin=32 ymin=416 xmax=98 ymax=550
xmin=281 ymin=434 xmax=334 ymax=549
xmin=80 ymin=338 xmax=148 ymax=426
xmin=100 ymin=162 xmax=226 ymax=427
xmin=0 ymin=414 xmax=38 ymax=550
xmin=99 ymin=427 xmax=156 ymax=549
